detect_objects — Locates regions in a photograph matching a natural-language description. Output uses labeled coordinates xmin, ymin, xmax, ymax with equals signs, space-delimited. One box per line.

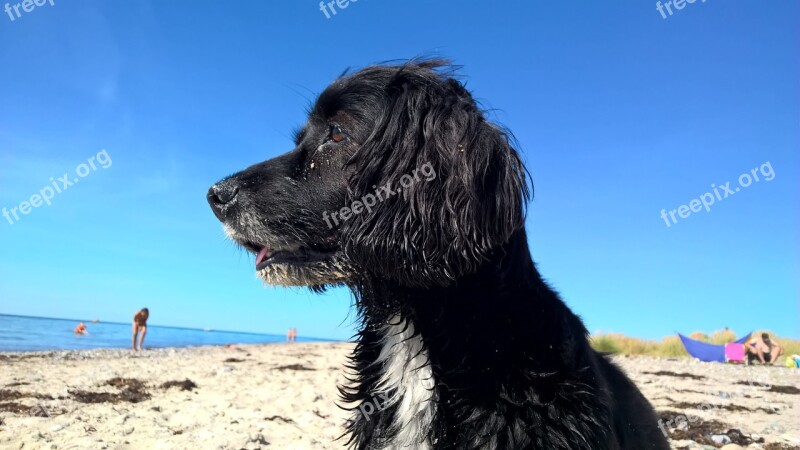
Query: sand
xmin=0 ymin=343 xmax=798 ymax=450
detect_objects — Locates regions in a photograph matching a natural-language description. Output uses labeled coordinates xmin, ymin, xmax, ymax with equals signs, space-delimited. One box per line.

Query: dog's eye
xmin=329 ymin=125 xmax=346 ymax=143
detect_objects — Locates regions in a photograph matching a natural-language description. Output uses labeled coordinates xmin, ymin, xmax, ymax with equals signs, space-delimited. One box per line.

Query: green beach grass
xmin=590 ymin=329 xmax=800 ymax=363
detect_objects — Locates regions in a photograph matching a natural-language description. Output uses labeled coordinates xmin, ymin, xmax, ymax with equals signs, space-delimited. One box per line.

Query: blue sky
xmin=0 ymin=1 xmax=796 ymax=340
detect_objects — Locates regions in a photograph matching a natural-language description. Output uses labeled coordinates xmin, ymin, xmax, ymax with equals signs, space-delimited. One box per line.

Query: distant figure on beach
xmin=287 ymin=328 xmax=297 ymax=343
xmin=132 ymin=308 xmax=149 ymax=351
xmin=73 ymin=322 xmax=88 ymax=335
xmin=746 ymin=332 xmax=783 ymax=365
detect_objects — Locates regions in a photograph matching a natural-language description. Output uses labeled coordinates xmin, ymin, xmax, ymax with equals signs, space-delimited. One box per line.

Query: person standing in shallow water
xmin=132 ymin=308 xmax=149 ymax=351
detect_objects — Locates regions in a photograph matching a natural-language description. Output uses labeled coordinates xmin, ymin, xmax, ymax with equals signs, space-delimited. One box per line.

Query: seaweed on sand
xmin=160 ymin=379 xmax=198 ymax=391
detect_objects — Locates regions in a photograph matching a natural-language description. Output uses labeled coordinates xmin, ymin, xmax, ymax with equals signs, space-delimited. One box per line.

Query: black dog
xmin=207 ymin=60 xmax=669 ymax=450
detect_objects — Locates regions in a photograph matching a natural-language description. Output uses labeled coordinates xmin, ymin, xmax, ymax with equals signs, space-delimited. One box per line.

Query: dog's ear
xmin=341 ymin=69 xmax=530 ymax=287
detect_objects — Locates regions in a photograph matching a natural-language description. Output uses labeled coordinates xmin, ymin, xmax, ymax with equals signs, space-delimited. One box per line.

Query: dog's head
xmin=208 ymin=60 xmax=529 ymax=289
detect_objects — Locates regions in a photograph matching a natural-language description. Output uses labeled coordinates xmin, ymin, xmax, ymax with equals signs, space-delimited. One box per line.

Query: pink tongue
xmin=255 ymin=247 xmax=271 ymax=267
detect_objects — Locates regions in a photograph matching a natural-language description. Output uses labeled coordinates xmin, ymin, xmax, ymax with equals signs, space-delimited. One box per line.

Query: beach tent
xmin=678 ymin=332 xmax=752 ymax=363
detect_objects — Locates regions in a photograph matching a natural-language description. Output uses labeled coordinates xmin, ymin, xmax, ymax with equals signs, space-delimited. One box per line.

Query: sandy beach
xmin=1 ymin=343 xmax=798 ymax=450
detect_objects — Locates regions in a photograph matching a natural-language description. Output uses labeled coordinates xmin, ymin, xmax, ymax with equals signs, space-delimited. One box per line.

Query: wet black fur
xmin=209 ymin=59 xmax=669 ymax=449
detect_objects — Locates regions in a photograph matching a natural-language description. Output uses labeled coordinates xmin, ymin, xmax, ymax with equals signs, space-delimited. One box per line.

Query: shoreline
xmin=1 ymin=343 xmax=798 ymax=449
xmin=0 ymin=340 xmax=348 ymax=357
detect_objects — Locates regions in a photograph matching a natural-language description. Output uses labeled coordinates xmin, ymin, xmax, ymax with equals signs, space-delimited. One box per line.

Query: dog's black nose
xmin=207 ymin=180 xmax=239 ymax=220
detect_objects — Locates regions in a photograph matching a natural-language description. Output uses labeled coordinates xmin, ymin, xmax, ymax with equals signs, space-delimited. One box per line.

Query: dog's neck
xmin=355 ymin=229 xmax=584 ymax=359
xmin=345 ymin=229 xmax=591 ymax=448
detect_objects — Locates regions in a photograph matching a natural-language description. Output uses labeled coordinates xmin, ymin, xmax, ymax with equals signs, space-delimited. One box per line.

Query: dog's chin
xmin=222 ymin=225 xmax=354 ymax=287
xmin=257 ymin=253 xmax=353 ymax=287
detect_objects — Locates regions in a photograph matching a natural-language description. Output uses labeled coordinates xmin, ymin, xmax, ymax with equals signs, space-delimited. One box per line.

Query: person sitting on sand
xmin=73 ymin=322 xmax=88 ymax=335
xmin=132 ymin=308 xmax=149 ymax=351
xmin=746 ymin=332 xmax=783 ymax=365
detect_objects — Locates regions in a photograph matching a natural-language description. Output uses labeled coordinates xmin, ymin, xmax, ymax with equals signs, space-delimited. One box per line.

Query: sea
xmin=0 ymin=314 xmax=334 ymax=352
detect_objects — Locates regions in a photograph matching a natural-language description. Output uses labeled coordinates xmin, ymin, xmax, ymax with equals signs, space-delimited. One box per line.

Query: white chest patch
xmin=373 ymin=315 xmax=436 ymax=449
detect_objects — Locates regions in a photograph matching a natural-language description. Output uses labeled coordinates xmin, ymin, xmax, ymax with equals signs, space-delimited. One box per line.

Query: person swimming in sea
xmin=132 ymin=308 xmax=149 ymax=351
xmin=73 ymin=322 xmax=88 ymax=335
